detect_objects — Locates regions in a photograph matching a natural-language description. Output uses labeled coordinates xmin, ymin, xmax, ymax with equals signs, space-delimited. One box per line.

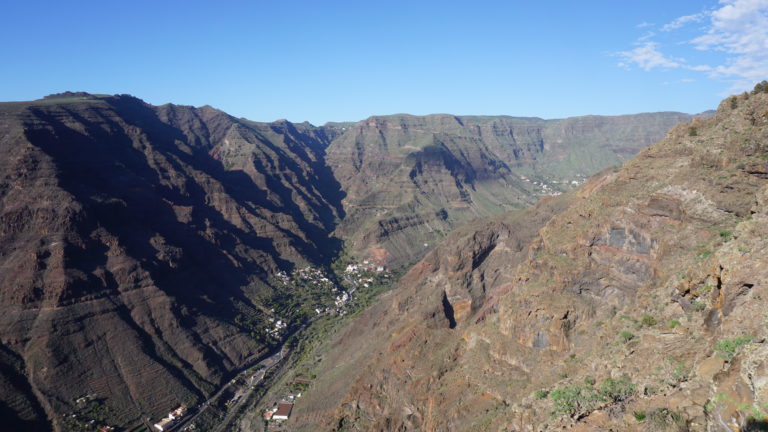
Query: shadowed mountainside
xmin=0 ymin=93 xmax=345 ymax=429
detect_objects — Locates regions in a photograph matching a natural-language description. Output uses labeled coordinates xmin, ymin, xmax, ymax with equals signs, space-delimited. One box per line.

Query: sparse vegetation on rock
xmin=641 ymin=314 xmax=658 ymax=327
xmin=599 ymin=375 xmax=636 ymax=403
xmin=549 ymin=383 xmax=602 ymax=418
xmin=620 ymin=331 xmax=636 ymax=343
xmin=714 ymin=336 xmax=753 ymax=361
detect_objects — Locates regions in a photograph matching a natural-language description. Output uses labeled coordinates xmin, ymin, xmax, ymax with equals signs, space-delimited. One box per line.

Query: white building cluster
xmin=153 ymin=406 xmax=186 ymax=431
xmin=266 ymin=317 xmax=287 ymax=337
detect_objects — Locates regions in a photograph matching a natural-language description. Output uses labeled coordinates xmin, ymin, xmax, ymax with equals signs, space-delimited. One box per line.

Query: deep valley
xmin=2 ymin=87 xmax=764 ymax=432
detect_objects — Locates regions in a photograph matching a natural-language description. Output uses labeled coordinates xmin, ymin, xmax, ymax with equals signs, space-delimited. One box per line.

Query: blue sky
xmin=1 ymin=1 xmax=766 ymax=124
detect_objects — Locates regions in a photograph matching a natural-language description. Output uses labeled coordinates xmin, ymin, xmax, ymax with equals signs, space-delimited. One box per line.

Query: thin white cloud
xmin=620 ymin=0 xmax=768 ymax=90
xmin=661 ymin=13 xmax=705 ymax=31
xmin=692 ymin=0 xmax=768 ymax=86
xmin=689 ymin=64 xmax=714 ymax=71
xmin=636 ymin=21 xmax=654 ymax=28
xmin=638 ymin=31 xmax=656 ymax=42
xmin=617 ymin=42 xmax=682 ymax=70
xmin=662 ymin=78 xmax=697 ymax=85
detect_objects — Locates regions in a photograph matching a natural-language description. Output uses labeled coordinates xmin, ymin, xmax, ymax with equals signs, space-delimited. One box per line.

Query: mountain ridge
xmin=0 ymin=93 xmax=347 ymax=430
xmin=0 ymin=91 xmax=704 ymax=430
xmin=278 ymin=88 xmax=768 ymax=432
xmin=326 ymin=109 xmax=698 ymax=265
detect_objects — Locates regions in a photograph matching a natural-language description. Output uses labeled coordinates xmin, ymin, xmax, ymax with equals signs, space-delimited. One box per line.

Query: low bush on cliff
xmin=714 ymin=336 xmax=753 ymax=361
xmin=641 ymin=314 xmax=657 ymax=327
xmin=550 ymin=383 xmax=601 ymax=418
xmin=753 ymin=80 xmax=768 ymax=94
xmin=600 ymin=375 xmax=636 ymax=403
xmin=549 ymin=376 xmax=637 ymax=418
xmin=619 ymin=331 xmax=636 ymax=343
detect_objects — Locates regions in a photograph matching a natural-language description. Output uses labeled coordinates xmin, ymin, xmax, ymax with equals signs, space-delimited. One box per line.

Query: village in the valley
xmin=265 ymin=259 xmax=392 ymax=338
xmin=57 ymin=258 xmax=392 ymax=432
xmin=133 ymin=259 xmax=393 ymax=432
xmin=257 ymin=259 xmax=392 ymax=429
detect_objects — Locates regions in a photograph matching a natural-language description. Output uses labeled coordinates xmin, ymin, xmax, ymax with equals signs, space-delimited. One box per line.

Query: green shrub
xmin=719 ymin=230 xmax=733 ymax=242
xmin=620 ymin=331 xmax=636 ymax=343
xmin=641 ymin=314 xmax=657 ymax=327
xmin=549 ymin=384 xmax=601 ymax=418
xmin=549 ymin=376 xmax=637 ymax=418
xmin=535 ymin=389 xmax=549 ymax=399
xmin=715 ymin=336 xmax=753 ymax=361
xmin=670 ymin=358 xmax=691 ymax=383
xmin=753 ymin=80 xmax=768 ymax=94
xmin=668 ymin=320 xmax=681 ymax=329
xmin=600 ymin=375 xmax=636 ymax=403
xmin=688 ymin=126 xmax=698 ymax=137
xmin=634 ymin=411 xmax=647 ymax=421
xmin=730 ymin=96 xmax=739 ymax=109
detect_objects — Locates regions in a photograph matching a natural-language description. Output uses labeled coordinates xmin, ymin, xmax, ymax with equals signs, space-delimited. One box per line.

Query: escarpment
xmin=0 ymin=91 xmax=704 ymax=430
xmin=285 ymin=90 xmax=768 ymax=431
xmin=0 ymin=94 xmax=345 ymax=429
xmin=326 ymin=112 xmax=695 ymax=266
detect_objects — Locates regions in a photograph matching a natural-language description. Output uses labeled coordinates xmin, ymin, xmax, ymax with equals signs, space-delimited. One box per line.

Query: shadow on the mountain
xmin=746 ymin=418 xmax=768 ymax=431
xmin=115 ymin=95 xmax=346 ymax=266
xmin=22 ymin=101 xmax=293 ymax=347
xmin=0 ymin=344 xmax=51 ymax=432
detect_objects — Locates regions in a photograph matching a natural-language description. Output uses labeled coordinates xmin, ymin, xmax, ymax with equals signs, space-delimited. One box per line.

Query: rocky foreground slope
xmin=283 ymin=90 xmax=768 ymax=431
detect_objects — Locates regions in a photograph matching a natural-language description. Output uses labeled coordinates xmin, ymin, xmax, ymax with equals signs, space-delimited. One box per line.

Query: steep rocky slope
xmin=0 ymin=92 xmax=697 ymax=430
xmin=285 ymin=90 xmax=768 ymax=431
xmin=0 ymin=93 xmax=343 ymax=430
xmin=326 ymin=112 xmax=695 ymax=266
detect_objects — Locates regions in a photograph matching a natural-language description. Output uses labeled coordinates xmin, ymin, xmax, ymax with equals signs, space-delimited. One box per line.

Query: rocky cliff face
xmin=286 ymin=91 xmax=768 ymax=431
xmin=0 ymin=94 xmax=344 ymax=429
xmin=325 ymin=112 xmax=694 ymax=266
xmin=0 ymin=92 xmax=697 ymax=430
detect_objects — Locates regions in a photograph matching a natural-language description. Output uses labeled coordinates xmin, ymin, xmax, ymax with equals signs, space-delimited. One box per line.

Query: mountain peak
xmin=41 ymin=91 xmax=96 ymax=100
